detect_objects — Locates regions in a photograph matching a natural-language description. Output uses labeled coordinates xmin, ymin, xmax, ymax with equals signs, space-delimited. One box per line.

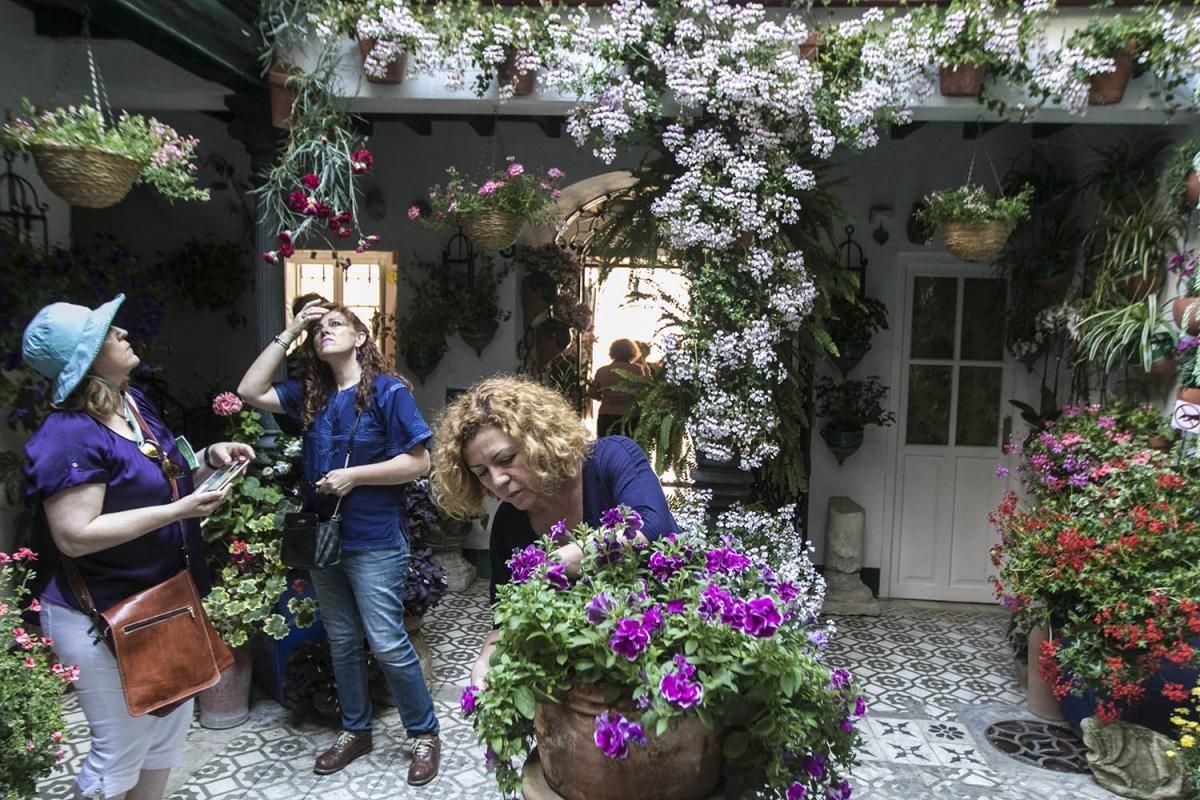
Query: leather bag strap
xmin=329 ymin=411 xmax=363 ymax=519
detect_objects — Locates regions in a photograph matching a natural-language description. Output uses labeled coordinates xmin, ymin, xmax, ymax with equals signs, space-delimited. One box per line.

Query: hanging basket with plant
xmin=409 ymin=158 xmax=565 ymax=251
xmin=1 ymin=99 xmax=209 ymax=208
xmin=921 ymin=183 xmax=1033 ymax=263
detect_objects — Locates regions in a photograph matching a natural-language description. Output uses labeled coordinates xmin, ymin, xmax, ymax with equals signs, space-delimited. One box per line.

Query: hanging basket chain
xmin=82 ymin=8 xmax=116 ymax=127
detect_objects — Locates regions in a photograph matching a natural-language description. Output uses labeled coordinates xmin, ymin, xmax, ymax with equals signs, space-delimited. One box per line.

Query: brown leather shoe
xmin=407 ymin=734 xmax=440 ymax=786
xmin=314 ymin=730 xmax=373 ymax=775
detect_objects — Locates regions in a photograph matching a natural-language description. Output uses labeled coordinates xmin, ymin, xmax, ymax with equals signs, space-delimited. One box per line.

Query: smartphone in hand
xmin=194 ymin=458 xmax=250 ymax=494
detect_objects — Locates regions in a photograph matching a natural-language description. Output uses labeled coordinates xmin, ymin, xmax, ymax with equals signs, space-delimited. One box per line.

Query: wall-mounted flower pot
xmin=1088 ymin=49 xmax=1134 ymax=105
xmin=1178 ymin=386 xmax=1200 ymax=404
xmin=357 ymin=38 xmax=406 ymax=85
xmin=535 ymin=319 xmax=572 ymax=368
xmin=821 ymin=427 xmax=864 ymax=465
xmin=460 ymin=322 xmax=497 ymax=357
xmin=1033 ymin=264 xmax=1072 ymax=297
xmin=690 ymin=454 xmax=755 ymax=512
xmin=267 ymin=63 xmax=297 ymax=129
xmin=1120 ymin=269 xmax=1163 ymax=302
xmin=939 ymin=63 xmax=988 ymax=97
xmin=1116 ymin=182 xmax=1156 ymax=215
xmin=798 ymin=31 xmax=822 ymax=61
xmin=404 ymin=345 xmax=444 ymax=384
xmin=497 ymin=50 xmax=537 ymax=96
xmin=1172 ymin=297 xmax=1200 ymax=335
xmin=521 ymin=275 xmax=555 ymax=322
xmin=833 ymin=339 xmax=870 ymax=376
xmin=1185 ymin=170 xmax=1200 ymax=209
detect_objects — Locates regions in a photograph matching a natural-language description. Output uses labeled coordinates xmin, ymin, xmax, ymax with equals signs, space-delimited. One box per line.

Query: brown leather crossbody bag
xmin=62 ymin=401 xmax=233 ymax=717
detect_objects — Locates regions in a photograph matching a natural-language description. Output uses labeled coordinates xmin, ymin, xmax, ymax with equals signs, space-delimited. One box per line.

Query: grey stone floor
xmin=37 ymin=583 xmax=1120 ymax=799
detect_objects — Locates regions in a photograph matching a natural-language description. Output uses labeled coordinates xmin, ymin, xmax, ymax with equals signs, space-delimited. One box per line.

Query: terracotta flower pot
xmin=939 ymin=63 xmax=988 ymax=97
xmin=357 ymin=37 xmax=406 ymax=85
xmin=799 ymin=32 xmax=822 ymax=62
xmin=1179 ymin=386 xmax=1200 ymax=405
xmin=1185 ymin=170 xmax=1200 ymax=209
xmin=1120 ymin=270 xmax=1163 ymax=302
xmin=267 ymin=63 xmax=297 ymax=129
xmin=498 ymin=50 xmax=537 ymax=96
xmin=1117 ymin=182 xmax=1156 ymax=214
xmin=535 ymin=319 xmax=571 ymax=368
xmin=521 ymin=277 xmax=552 ymax=323
xmin=1148 ymin=434 xmax=1174 ymax=452
xmin=533 ymin=685 xmax=723 ymax=800
xmin=1088 ymin=50 xmax=1134 ymax=106
xmin=1149 ymin=355 xmax=1177 ymax=384
xmin=1172 ymin=297 xmax=1200 ymax=335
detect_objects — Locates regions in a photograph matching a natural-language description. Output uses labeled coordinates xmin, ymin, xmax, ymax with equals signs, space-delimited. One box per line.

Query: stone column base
xmin=821 ymin=570 xmax=880 ymax=616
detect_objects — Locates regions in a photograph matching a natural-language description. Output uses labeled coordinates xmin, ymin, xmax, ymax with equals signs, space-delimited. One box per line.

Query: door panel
xmin=890 ymin=264 xmax=1009 ymax=602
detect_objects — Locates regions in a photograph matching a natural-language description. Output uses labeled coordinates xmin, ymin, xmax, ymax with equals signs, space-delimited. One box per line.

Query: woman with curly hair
xmin=238 ymin=300 xmax=441 ymax=787
xmin=430 ymin=375 xmax=677 ymax=687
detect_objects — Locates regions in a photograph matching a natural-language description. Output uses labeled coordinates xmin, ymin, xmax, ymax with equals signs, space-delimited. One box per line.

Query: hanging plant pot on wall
xmin=1120 ymin=269 xmax=1164 ymax=302
xmin=463 ymin=209 xmax=524 ymax=251
xmin=521 ymin=274 xmax=555 ymax=323
xmin=357 ymin=38 xmax=406 ymax=85
xmin=459 ymin=320 xmax=498 ymax=357
xmin=1173 ymin=297 xmax=1200 ymax=335
xmin=404 ymin=344 xmax=444 ymax=384
xmin=1088 ymin=49 xmax=1135 ymax=106
xmin=820 ymin=427 xmax=864 ymax=465
xmin=1185 ymin=170 xmax=1200 ymax=209
xmin=267 ymin=63 xmax=298 ymax=129
xmin=535 ymin=319 xmax=572 ymax=368
xmin=939 ymin=63 xmax=988 ymax=97
xmin=833 ymin=340 xmax=870 ymax=376
xmin=940 ymin=220 xmax=1014 ymax=263
xmin=1032 ymin=263 xmax=1072 ymax=297
xmin=497 ymin=50 xmax=537 ymax=96
xmin=31 ymin=143 xmax=140 ymax=208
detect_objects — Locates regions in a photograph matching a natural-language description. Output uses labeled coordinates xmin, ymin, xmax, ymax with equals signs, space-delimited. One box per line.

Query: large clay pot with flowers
xmin=498 ymin=49 xmax=537 ymax=96
xmin=532 ymin=684 xmax=723 ymax=800
xmin=198 ymin=643 xmax=253 ymax=729
xmin=357 ymin=37 xmax=406 ymax=84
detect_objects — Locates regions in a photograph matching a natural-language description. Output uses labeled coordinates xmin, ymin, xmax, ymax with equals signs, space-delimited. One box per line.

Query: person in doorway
xmin=237 ymin=300 xmax=441 ymax=785
xmin=430 ymin=375 xmax=677 ymax=688
xmin=587 ymin=338 xmax=649 ymax=437
xmin=22 ymin=294 xmax=253 ymax=800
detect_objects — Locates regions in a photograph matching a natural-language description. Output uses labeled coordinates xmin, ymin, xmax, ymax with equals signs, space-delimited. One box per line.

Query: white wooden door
xmin=889 ymin=263 xmax=1010 ymax=602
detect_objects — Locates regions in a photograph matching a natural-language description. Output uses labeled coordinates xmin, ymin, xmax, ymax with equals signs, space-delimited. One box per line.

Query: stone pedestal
xmin=821 ymin=496 xmax=879 ymax=616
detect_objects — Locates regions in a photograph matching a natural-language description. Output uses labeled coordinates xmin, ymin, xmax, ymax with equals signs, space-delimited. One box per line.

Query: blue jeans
xmin=309 ymin=545 xmax=439 ymax=736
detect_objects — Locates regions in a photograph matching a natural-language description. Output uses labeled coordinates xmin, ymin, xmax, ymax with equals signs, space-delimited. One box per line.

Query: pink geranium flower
xmin=212 ymin=392 xmax=243 ymax=417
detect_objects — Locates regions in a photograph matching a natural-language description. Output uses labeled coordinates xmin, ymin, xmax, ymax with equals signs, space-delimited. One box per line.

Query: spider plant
xmin=1076 ymin=294 xmax=1170 ymax=373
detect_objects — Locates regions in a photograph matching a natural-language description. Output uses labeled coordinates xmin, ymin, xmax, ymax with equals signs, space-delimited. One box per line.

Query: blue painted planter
xmin=1060 ymin=653 xmax=1199 ymax=738
xmin=250 ymin=574 xmax=327 ymax=705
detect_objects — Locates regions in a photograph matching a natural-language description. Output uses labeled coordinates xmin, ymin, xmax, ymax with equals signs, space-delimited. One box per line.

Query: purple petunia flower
xmin=593 ymin=711 xmax=646 ymax=759
xmin=741 ymin=596 xmax=783 ymax=638
xmin=460 ymin=685 xmax=479 ymax=716
xmin=659 ymin=654 xmax=704 ymax=708
xmin=777 ymin=582 xmax=800 ymax=603
xmin=585 ymin=591 xmax=616 ymax=624
xmin=609 ymin=617 xmax=650 ymax=661
xmin=665 ymin=599 xmax=687 ymax=614
xmin=721 ymin=597 xmax=747 ymax=629
xmin=705 ymin=547 xmax=753 ymax=574
xmin=829 ymin=669 xmax=851 ymax=690
xmin=508 ymin=545 xmax=547 ymax=584
xmin=803 ymin=752 xmax=826 ymax=780
xmin=698 ymin=583 xmax=732 ymax=622
xmin=853 ymin=696 xmax=868 ymax=717
xmin=649 ymin=551 xmax=685 ymax=581
xmin=546 ymin=563 xmax=569 ymax=591
xmin=787 ymin=784 xmax=807 ymax=800
xmin=549 ymin=518 xmax=570 ymax=543
xmin=827 ymin=779 xmax=852 ymax=800
xmin=641 ymin=604 xmax=664 ymax=635
xmin=807 ymin=630 xmax=828 ymax=650
xmin=600 ymin=507 xmax=626 ymax=529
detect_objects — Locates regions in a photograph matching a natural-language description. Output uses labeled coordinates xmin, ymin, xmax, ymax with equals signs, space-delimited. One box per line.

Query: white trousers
xmin=42 ymin=600 xmax=193 ymax=799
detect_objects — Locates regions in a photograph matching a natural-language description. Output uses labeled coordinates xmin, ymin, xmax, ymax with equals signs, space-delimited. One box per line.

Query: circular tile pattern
xmin=984 ymin=719 xmax=1090 ymax=774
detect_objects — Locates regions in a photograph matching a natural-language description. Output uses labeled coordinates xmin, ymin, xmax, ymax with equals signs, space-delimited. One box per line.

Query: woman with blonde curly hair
xmin=431 ymin=375 xmax=676 ymax=687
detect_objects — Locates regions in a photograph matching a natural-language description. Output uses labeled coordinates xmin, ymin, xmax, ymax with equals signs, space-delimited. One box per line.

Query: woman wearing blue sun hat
xmin=21 ymin=294 xmax=254 ymax=800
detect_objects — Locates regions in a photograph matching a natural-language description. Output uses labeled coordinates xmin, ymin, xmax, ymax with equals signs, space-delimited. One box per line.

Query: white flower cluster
xmin=355 ymin=0 xmax=438 ymax=78
xmin=713 ymin=502 xmax=827 ymax=618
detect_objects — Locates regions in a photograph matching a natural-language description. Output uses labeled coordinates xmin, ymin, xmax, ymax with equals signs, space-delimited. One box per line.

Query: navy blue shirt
xmin=489 ymin=436 xmax=678 ymax=603
xmin=275 ymin=375 xmax=431 ymax=551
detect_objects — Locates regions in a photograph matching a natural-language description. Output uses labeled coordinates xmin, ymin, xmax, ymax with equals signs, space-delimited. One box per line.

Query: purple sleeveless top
xmin=24 ymin=387 xmax=208 ymax=614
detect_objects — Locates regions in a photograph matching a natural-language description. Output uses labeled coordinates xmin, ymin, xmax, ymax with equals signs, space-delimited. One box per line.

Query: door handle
xmin=1001 ymin=415 xmax=1012 ymax=451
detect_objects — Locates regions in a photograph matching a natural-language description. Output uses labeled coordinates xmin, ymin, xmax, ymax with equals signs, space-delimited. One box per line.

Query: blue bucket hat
xmin=22 ymin=294 xmax=126 ymax=405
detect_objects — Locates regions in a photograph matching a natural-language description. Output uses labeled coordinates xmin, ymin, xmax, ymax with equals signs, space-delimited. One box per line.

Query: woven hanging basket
xmin=939 ymin=220 xmax=1014 ymax=263
xmin=31 ymin=143 xmax=141 ymax=208
xmin=462 ymin=210 xmax=524 ymax=251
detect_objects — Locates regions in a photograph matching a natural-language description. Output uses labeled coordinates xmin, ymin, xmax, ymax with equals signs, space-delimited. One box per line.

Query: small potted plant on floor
xmin=814 ymin=375 xmax=896 ymax=464
xmin=409 ymin=158 xmax=565 ymax=250
xmin=920 ymin=183 xmax=1033 ymax=263
xmin=464 ymin=508 xmax=862 ymax=798
xmin=0 ymin=550 xmax=76 ymax=799
xmin=1 ymin=98 xmax=209 ymax=208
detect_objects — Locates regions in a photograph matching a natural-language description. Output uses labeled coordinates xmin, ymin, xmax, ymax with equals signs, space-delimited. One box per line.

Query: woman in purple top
xmin=430 ymin=375 xmax=677 ymax=689
xmin=238 ymin=300 xmax=441 ymax=786
xmin=22 ymin=294 xmax=253 ymax=800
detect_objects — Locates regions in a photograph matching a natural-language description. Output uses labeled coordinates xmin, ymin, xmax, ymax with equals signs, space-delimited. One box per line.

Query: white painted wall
xmin=808 ymin=121 xmax=1200 ymax=594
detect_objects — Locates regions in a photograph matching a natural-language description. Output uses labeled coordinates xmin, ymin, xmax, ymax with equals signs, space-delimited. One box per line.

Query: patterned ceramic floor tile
xmin=37 ymin=589 xmax=1128 ymax=799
